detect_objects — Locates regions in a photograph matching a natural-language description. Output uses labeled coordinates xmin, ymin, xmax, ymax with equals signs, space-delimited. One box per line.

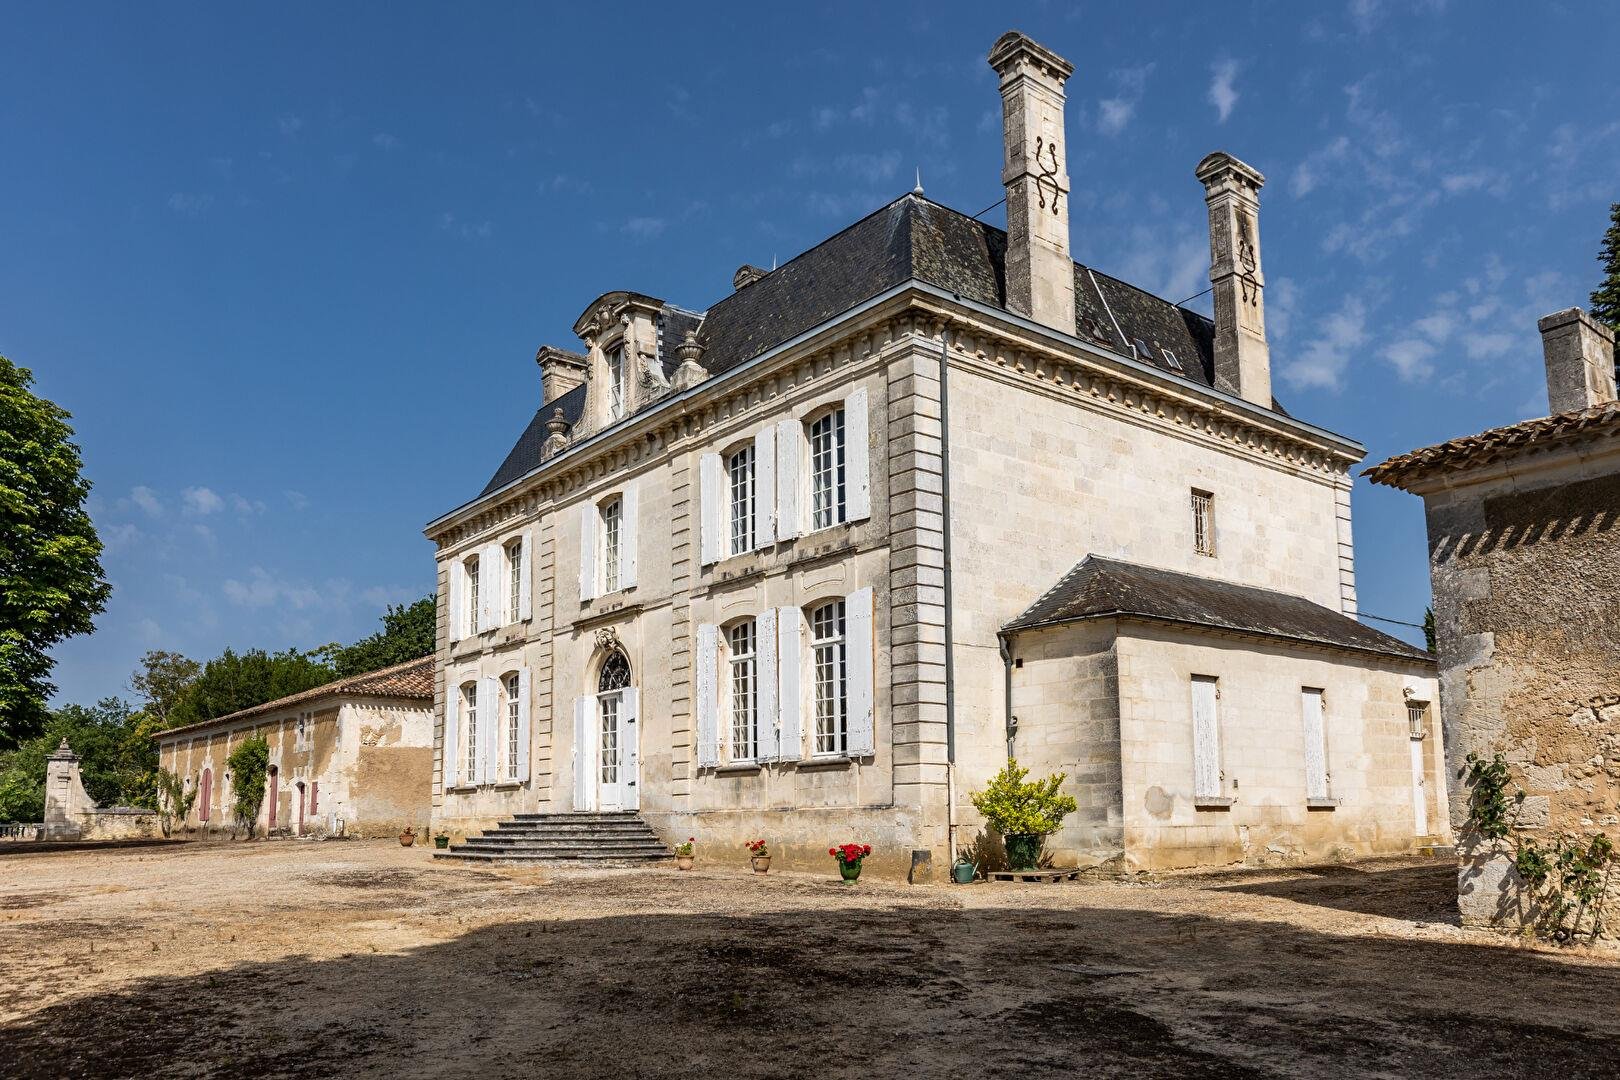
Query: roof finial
xmin=913 ymin=167 xmax=924 ymax=196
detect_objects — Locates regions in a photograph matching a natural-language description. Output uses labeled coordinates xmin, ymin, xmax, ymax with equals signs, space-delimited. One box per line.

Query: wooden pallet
xmin=986 ymin=868 xmax=1084 ymax=883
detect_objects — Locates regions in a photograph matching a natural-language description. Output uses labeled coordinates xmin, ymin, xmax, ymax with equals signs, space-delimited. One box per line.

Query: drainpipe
xmin=997 ymin=631 xmax=1018 ymax=759
xmin=938 ymin=324 xmax=959 ymax=863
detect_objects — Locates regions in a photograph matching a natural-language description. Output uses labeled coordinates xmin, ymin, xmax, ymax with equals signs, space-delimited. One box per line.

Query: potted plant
xmin=674 ymin=837 xmax=696 ymax=870
xmin=830 ymin=843 xmax=872 ymax=884
xmin=744 ymin=838 xmax=771 ymax=874
xmin=969 ymin=760 xmax=1078 ymax=871
xmin=399 ymin=828 xmax=416 ymax=847
xmin=433 ymin=832 xmax=450 ymax=850
xmin=952 ymin=853 xmax=977 ymax=884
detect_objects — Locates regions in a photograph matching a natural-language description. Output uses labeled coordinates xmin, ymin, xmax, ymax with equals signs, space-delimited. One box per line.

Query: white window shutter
xmin=573 ymin=696 xmax=591 ymax=810
xmin=1302 ymin=688 xmax=1328 ymax=800
xmin=622 ymin=687 xmax=640 ymax=811
xmin=756 ymin=608 xmax=779 ymax=759
xmin=478 ymin=544 xmax=500 ymax=631
xmin=518 ymin=530 xmax=533 ymax=622
xmin=695 ymin=623 xmax=720 ymax=767
xmin=442 ymin=685 xmax=460 ymax=789
xmin=847 ymin=586 xmax=875 ymax=756
xmin=447 ymin=560 xmax=463 ymax=644
xmin=1192 ymin=676 xmax=1221 ymax=798
xmin=699 ymin=452 xmax=723 ymax=566
xmin=517 ymin=667 xmax=532 ymax=781
xmin=775 ymin=418 xmax=801 ymax=540
xmin=776 ymin=606 xmax=803 ymax=762
xmin=754 ymin=425 xmax=777 ymax=548
xmin=579 ymin=503 xmax=597 ymax=602
xmin=621 ymin=481 xmax=639 ymax=590
xmin=481 ymin=675 xmax=500 ymax=785
xmin=845 ymin=386 xmax=871 ymax=522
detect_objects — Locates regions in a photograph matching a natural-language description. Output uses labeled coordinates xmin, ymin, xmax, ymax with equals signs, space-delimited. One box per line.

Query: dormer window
xmin=607 ymin=345 xmax=626 ymax=421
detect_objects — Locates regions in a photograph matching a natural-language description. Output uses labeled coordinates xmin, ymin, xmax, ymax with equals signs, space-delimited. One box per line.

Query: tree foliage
xmin=1591 ymin=202 xmax=1620 ymax=333
xmin=0 ymin=356 xmax=111 ymax=747
xmin=0 ymin=697 xmax=153 ymax=822
xmin=1423 ymin=607 xmax=1436 ymax=654
xmin=129 ymin=650 xmax=200 ymax=727
xmin=153 ymin=767 xmax=196 ymax=837
xmin=226 ymin=735 xmax=269 ymax=836
xmin=166 ymin=647 xmax=335 ymax=729
xmin=969 ymin=760 xmax=1078 ymax=836
xmin=327 ymin=596 xmax=435 ymax=678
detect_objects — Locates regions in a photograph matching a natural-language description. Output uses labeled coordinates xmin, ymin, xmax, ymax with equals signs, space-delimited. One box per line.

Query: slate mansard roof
xmin=479 ymin=193 xmax=1241 ymax=498
xmin=1364 ymin=400 xmax=1620 ymax=490
xmin=155 ymin=657 xmax=436 ymax=741
xmin=1004 ymin=555 xmax=1434 ymax=665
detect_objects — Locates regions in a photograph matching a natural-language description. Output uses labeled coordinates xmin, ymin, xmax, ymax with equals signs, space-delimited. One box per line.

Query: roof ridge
xmin=156 ymin=655 xmax=434 ymax=740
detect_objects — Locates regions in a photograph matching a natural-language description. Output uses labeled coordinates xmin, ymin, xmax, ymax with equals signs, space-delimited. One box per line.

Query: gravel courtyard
xmin=3 ymin=840 xmax=1618 ymax=1079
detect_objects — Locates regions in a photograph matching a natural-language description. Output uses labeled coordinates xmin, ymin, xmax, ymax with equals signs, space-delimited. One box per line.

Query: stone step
xmin=510 ymin=812 xmax=642 ymax=823
xmin=440 ymin=811 xmax=671 ymax=864
xmin=489 ymin=821 xmax=656 ymax=834
xmin=434 ymin=849 xmax=670 ymax=863
xmin=459 ymin=835 xmax=669 ymax=850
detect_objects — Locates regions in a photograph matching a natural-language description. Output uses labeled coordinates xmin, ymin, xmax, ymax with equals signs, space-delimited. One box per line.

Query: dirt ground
xmin=2 ymin=841 xmax=1618 ymax=1079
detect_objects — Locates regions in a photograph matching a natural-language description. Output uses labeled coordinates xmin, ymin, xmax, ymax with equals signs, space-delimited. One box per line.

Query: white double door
xmin=576 ymin=687 xmax=639 ymax=812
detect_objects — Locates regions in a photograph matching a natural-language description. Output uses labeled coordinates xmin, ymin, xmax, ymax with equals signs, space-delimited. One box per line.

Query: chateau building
xmin=426 ymin=31 xmax=1443 ymax=872
xmin=157 ymin=657 xmax=434 ymax=838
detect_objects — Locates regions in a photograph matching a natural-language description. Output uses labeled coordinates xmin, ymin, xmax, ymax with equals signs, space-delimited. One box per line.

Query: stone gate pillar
xmin=43 ymin=739 xmax=92 ymax=840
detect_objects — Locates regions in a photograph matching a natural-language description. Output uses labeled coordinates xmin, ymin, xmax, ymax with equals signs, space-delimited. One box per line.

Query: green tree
xmin=0 ymin=357 xmax=111 ymax=747
xmin=226 ymin=735 xmax=270 ymax=837
xmin=167 ymin=647 xmax=334 ymax=728
xmin=0 ymin=697 xmax=146 ymax=822
xmin=1423 ymin=607 xmax=1436 ymax=654
xmin=1591 ymin=202 xmax=1620 ymax=333
xmin=328 ymin=596 xmax=435 ymax=677
xmin=129 ymin=650 xmax=200 ymax=727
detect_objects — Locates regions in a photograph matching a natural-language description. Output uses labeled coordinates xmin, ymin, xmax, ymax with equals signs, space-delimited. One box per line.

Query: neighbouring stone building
xmin=426 ymin=30 xmax=1443 ymax=874
xmin=156 ymin=657 xmax=434 ymax=838
xmin=1367 ymin=307 xmax=1620 ymax=929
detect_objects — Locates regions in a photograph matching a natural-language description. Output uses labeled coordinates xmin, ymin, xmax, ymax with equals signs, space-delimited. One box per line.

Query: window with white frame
xmin=1191 ymin=489 xmax=1215 ymax=557
xmin=728 ymin=619 xmax=758 ymax=761
xmin=506 ymin=540 xmax=522 ymax=625
xmin=1407 ymin=701 xmax=1429 ymax=738
xmin=727 ymin=444 xmax=756 ymax=556
xmin=462 ymin=682 xmax=479 ymax=782
xmin=600 ymin=497 xmax=623 ymax=593
xmin=812 ymin=599 xmax=848 ymax=755
xmin=465 ymin=555 xmax=481 ymax=633
xmin=607 ymin=345 xmax=626 ymax=421
xmin=810 ymin=408 xmax=846 ymax=530
xmin=504 ymin=672 xmax=521 ymax=782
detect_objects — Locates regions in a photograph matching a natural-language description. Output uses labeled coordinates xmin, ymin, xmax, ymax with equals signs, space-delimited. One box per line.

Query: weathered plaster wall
xmin=1422 ymin=446 xmax=1620 ymax=927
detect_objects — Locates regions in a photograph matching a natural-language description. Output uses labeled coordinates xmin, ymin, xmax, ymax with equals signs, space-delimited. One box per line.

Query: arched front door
xmin=577 ymin=648 xmax=639 ymax=812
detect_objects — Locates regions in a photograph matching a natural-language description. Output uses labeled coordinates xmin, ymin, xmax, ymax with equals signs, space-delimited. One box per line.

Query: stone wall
xmin=1421 ymin=444 xmax=1620 ymax=930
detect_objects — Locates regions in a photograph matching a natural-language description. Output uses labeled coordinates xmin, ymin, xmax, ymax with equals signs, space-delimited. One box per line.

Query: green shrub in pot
xmin=969 ymin=760 xmax=1077 ymax=871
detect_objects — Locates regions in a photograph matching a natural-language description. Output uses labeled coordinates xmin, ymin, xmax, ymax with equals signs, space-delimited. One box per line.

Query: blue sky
xmin=6 ymin=2 xmax=1618 ymax=705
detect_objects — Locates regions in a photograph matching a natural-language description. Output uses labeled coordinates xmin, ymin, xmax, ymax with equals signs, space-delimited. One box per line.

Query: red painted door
xmin=297 ymin=783 xmax=306 ymax=835
xmin=267 ymin=766 xmax=279 ymax=830
xmin=309 ymin=781 xmax=318 ymax=815
xmin=198 ymin=768 xmax=212 ymax=823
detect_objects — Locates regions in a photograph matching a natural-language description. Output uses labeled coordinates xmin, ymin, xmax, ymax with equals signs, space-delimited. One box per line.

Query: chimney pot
xmin=1539 ymin=307 xmax=1617 ymax=415
xmin=1197 ymin=150 xmax=1272 ymax=409
xmin=535 ymin=345 xmax=588 ymax=405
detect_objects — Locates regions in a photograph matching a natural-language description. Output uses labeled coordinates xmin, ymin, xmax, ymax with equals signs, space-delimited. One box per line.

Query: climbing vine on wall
xmin=225 ymin=736 xmax=269 ymax=838
xmin=1464 ymin=752 xmax=1617 ymax=942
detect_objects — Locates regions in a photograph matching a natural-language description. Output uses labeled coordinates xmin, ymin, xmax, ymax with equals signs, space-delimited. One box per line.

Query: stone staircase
xmin=433 ymin=812 xmax=672 ymax=864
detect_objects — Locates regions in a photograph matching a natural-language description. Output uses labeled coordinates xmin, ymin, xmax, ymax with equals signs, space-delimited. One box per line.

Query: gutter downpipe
xmin=997 ymin=631 xmax=1017 ymax=759
xmin=939 ymin=322 xmax=959 ymax=867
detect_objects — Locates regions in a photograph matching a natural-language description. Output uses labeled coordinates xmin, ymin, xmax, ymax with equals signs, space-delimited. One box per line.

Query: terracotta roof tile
xmin=156 ymin=656 xmax=434 ymax=740
xmin=1364 ymin=401 xmax=1620 ymax=489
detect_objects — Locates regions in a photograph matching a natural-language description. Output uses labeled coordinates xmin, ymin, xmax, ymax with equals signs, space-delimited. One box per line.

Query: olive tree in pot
xmin=969 ymin=760 xmax=1077 ymax=871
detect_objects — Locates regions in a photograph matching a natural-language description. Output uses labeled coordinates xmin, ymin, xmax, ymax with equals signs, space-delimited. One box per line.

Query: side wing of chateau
xmin=425 ymin=31 xmax=1443 ymax=872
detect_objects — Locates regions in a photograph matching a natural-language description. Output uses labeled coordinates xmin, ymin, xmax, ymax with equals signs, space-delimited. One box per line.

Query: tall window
xmin=1191 ymin=489 xmax=1215 ymax=557
xmin=465 ymin=556 xmax=481 ymax=632
xmin=462 ymin=683 xmax=479 ymax=782
xmin=812 ymin=600 xmax=847 ymax=755
xmin=607 ymin=345 xmax=626 ymax=421
xmin=727 ymin=444 xmax=755 ymax=556
xmin=601 ymin=498 xmax=622 ymax=593
xmin=728 ymin=620 xmax=757 ymax=761
xmin=504 ymin=673 xmax=521 ymax=782
xmin=506 ymin=540 xmax=523 ymax=624
xmin=598 ymin=651 xmax=631 ymax=786
xmin=810 ymin=409 xmax=846 ymax=530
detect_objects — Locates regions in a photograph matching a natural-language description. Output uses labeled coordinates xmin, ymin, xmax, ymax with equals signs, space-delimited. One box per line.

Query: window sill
xmin=714 ymin=762 xmax=762 ymax=775
xmin=797 ymin=754 xmax=860 ymax=771
xmin=1193 ymin=796 xmax=1236 ymax=810
xmin=1306 ymin=798 xmax=1340 ymax=810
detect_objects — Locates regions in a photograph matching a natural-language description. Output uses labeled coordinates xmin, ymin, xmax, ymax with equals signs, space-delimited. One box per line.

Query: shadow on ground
xmin=1211 ymin=862 xmax=1460 ymax=924
xmin=5 ymin=883 xmax=1618 ymax=1080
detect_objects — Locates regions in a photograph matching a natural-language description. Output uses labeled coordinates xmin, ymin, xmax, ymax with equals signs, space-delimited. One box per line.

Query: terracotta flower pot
xmin=676 ymin=854 xmax=695 ymax=870
xmin=399 ymin=830 xmax=416 ymax=847
xmin=750 ymin=856 xmax=771 ymax=875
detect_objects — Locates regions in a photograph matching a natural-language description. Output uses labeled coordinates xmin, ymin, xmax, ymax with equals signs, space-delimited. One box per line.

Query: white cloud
xmin=167 ymin=192 xmax=213 ymax=216
xmin=1348 ymin=0 xmax=1382 ymax=34
xmin=101 ymin=522 xmax=141 ymax=552
xmin=223 ymin=566 xmax=323 ymax=610
xmin=1208 ymin=60 xmax=1240 ymax=124
xmin=285 ymin=490 xmax=309 ymax=511
xmin=129 ymin=486 xmax=163 ymax=518
xmin=372 ymin=132 xmax=399 ymax=150
xmin=1381 ymin=338 xmax=1437 ymax=382
xmin=439 ymin=213 xmax=493 ymax=241
xmin=1282 ymin=296 xmax=1368 ymax=391
xmin=181 ymin=486 xmax=224 ymax=515
xmin=620 ymin=216 xmax=667 ymax=240
xmin=1097 ymin=98 xmax=1134 ymax=136
xmin=230 ymin=494 xmax=267 ymax=515
xmin=277 ymin=114 xmax=303 ymax=136
xmin=1289 ymin=136 xmax=1350 ymax=198
xmin=1268 ymin=278 xmax=1300 ymax=344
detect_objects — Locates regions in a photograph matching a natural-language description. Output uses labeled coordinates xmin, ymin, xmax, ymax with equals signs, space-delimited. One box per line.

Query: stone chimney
xmin=535 ymin=345 xmax=588 ymax=405
xmin=732 ymin=264 xmax=768 ymax=291
xmin=988 ymin=31 xmax=1076 ymax=334
xmin=1196 ymin=151 xmax=1271 ymax=409
xmin=1539 ymin=307 xmax=1617 ymax=415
